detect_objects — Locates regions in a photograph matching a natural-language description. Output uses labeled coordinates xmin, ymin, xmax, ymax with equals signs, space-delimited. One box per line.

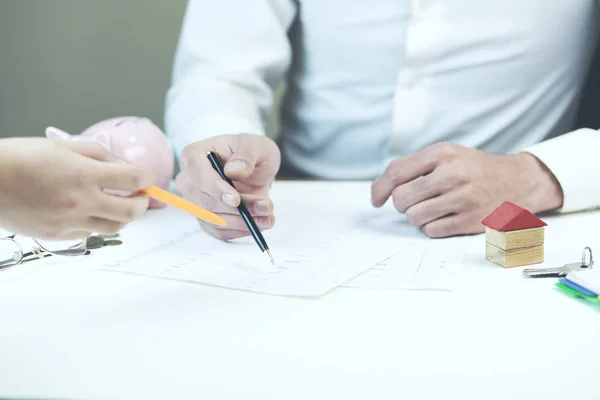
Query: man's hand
xmin=0 ymin=138 xmax=155 ymax=240
xmin=371 ymin=142 xmax=564 ymax=238
xmin=176 ymin=134 xmax=281 ymax=240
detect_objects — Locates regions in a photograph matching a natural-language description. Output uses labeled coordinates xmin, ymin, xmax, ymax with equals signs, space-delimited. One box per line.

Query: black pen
xmin=207 ymin=151 xmax=274 ymax=265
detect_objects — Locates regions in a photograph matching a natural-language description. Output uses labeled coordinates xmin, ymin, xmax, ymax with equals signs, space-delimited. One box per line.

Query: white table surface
xmin=0 ymin=181 xmax=599 ymax=400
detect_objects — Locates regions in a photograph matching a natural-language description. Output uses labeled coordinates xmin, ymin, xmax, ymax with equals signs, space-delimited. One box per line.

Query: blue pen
xmin=559 ymin=278 xmax=598 ymax=297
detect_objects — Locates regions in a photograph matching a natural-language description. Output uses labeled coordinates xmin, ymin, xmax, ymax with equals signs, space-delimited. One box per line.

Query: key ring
xmin=581 ymin=246 xmax=593 ymax=268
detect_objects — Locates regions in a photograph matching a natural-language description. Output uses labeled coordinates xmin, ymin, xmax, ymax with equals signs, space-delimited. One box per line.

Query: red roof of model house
xmin=481 ymin=201 xmax=547 ymax=232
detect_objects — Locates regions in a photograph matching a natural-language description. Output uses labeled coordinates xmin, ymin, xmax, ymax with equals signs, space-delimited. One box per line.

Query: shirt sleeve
xmin=523 ymin=128 xmax=600 ymax=213
xmin=164 ymin=0 xmax=297 ymax=157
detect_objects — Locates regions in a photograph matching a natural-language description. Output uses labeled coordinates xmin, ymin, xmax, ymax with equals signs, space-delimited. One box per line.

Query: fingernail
xmin=222 ymin=193 xmax=237 ymax=207
xmin=254 ymin=200 xmax=270 ymax=215
xmin=226 ymin=160 xmax=247 ymax=172
xmin=256 ymin=217 xmax=271 ymax=228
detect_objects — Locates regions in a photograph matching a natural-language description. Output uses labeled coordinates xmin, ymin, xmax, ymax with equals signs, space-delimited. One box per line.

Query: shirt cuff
xmin=167 ymin=114 xmax=266 ymax=159
xmin=523 ymin=128 xmax=600 ymax=213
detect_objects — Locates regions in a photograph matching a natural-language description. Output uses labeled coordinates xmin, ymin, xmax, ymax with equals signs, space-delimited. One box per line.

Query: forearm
xmin=0 ymin=138 xmax=19 ymax=188
xmin=164 ymin=0 xmax=297 ymax=157
xmin=0 ymin=139 xmax=22 ymax=212
xmin=0 ymin=142 xmax=9 ymax=208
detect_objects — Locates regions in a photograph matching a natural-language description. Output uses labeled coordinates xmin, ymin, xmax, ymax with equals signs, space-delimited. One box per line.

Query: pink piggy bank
xmin=45 ymin=116 xmax=174 ymax=209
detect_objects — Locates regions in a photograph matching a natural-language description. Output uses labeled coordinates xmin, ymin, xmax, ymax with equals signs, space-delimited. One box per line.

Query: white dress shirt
xmin=165 ymin=0 xmax=600 ymax=213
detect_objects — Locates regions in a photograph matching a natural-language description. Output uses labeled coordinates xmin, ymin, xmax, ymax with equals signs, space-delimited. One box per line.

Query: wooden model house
xmin=481 ymin=201 xmax=547 ymax=268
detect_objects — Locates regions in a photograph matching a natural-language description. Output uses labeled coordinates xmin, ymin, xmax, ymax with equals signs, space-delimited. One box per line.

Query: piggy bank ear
xmin=90 ymin=130 xmax=111 ymax=150
xmin=45 ymin=126 xmax=72 ymax=140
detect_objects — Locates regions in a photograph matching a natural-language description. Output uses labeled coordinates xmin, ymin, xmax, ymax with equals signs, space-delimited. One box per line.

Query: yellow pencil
xmin=140 ymin=186 xmax=227 ymax=227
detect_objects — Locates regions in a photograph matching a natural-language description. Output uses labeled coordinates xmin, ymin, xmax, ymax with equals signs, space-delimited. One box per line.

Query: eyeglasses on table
xmin=0 ymin=233 xmax=90 ymax=271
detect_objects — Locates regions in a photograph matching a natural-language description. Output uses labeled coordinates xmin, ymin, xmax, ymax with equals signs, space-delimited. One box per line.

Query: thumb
xmin=223 ymin=134 xmax=275 ymax=181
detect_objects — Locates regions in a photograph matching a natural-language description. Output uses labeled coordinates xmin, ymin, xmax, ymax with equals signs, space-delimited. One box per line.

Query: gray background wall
xmin=0 ymin=0 xmax=185 ymax=138
xmin=0 ymin=0 xmax=282 ymax=142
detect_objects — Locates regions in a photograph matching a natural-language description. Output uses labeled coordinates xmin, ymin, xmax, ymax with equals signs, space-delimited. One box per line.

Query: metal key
xmin=69 ymin=236 xmax=122 ymax=251
xmin=523 ymin=247 xmax=593 ymax=278
xmin=98 ymin=233 xmax=120 ymax=239
xmin=85 ymin=236 xmax=106 ymax=249
xmin=102 ymin=240 xmax=122 ymax=247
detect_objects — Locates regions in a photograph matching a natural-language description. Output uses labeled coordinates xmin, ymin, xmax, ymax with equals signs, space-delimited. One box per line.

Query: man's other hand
xmin=371 ymin=142 xmax=563 ymax=238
